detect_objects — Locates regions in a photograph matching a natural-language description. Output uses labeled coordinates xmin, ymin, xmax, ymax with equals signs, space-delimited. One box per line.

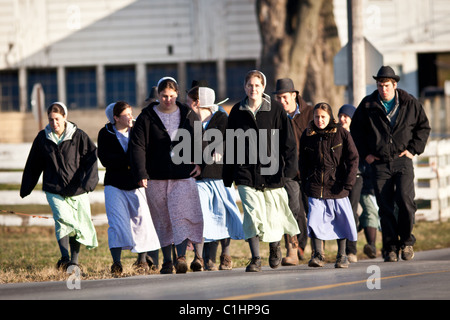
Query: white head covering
xmin=197 ymin=87 xmax=230 ymax=113
xmin=106 ymin=102 xmax=116 ymax=124
xmin=245 ymin=70 xmax=267 ymax=90
xmin=51 ymin=102 xmax=68 ymax=117
xmin=157 ymin=76 xmax=177 ymax=87
xmin=198 ymin=87 xmax=218 ymax=112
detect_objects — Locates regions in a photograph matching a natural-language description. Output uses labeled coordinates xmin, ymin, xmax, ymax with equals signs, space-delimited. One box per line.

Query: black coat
xmin=129 ymin=101 xmax=203 ymax=181
xmin=299 ymin=122 xmax=359 ymax=199
xmin=350 ymin=88 xmax=431 ymax=162
xmin=199 ymin=110 xmax=228 ymax=180
xmin=97 ymin=123 xmax=138 ymax=190
xmin=20 ymin=123 xmax=98 ymax=198
xmin=290 ymin=96 xmax=314 ymax=179
xmin=223 ymin=96 xmax=298 ymax=190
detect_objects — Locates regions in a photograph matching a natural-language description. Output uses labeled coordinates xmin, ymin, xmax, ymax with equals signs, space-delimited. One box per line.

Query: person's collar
xmin=45 ymin=121 xmax=76 ymax=144
xmin=288 ymin=104 xmax=300 ymax=119
xmin=239 ymin=93 xmax=271 ymax=112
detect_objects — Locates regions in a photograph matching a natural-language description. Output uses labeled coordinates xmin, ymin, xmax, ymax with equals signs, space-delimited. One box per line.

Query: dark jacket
xmin=223 ymin=95 xmax=298 ymax=190
xmin=299 ymin=121 xmax=359 ymax=199
xmin=129 ymin=101 xmax=203 ymax=181
xmin=98 ymin=123 xmax=138 ymax=190
xmin=199 ymin=110 xmax=228 ymax=180
xmin=20 ymin=122 xmax=98 ymax=198
xmin=290 ymin=96 xmax=314 ymax=179
xmin=359 ymin=160 xmax=374 ymax=196
xmin=350 ymin=88 xmax=431 ymax=162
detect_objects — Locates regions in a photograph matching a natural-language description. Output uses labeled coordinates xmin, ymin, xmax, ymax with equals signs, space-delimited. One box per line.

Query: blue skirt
xmin=307 ymin=197 xmax=357 ymax=241
xmin=196 ymin=179 xmax=244 ymax=242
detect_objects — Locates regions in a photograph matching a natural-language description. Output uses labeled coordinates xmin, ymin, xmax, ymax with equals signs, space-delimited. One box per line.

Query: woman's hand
xmin=190 ymin=164 xmax=201 ymax=178
xmin=138 ymin=179 xmax=148 ymax=188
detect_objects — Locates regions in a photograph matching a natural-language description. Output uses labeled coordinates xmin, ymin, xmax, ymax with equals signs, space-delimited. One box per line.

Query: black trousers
xmin=284 ymin=178 xmax=308 ymax=250
xmin=346 ymin=174 xmax=363 ymax=255
xmin=372 ymin=157 xmax=417 ymax=252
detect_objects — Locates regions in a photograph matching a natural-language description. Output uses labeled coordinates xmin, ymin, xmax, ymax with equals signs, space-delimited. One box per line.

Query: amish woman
xmin=223 ymin=70 xmax=300 ymax=272
xmin=129 ymin=77 xmax=204 ymax=274
xmin=20 ymin=102 xmax=99 ymax=270
xmin=98 ymin=101 xmax=160 ymax=275
xmin=186 ymin=85 xmax=244 ymax=271
xmin=299 ymin=102 xmax=359 ymax=268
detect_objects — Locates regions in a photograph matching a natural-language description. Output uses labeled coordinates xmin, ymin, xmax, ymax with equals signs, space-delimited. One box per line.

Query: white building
xmin=0 ymin=0 xmax=449 ymax=113
xmin=0 ymin=0 xmax=261 ymax=112
xmin=333 ymin=0 xmax=450 ymax=98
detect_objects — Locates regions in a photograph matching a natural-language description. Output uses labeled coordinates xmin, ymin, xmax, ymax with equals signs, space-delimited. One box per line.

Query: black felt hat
xmin=191 ymin=80 xmax=209 ymax=89
xmin=273 ymin=78 xmax=299 ymax=95
xmin=373 ymin=66 xmax=400 ymax=82
xmin=145 ymin=86 xmax=158 ymax=102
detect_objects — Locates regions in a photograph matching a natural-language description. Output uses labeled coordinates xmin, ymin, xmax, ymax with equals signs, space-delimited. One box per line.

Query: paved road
xmin=1 ymin=248 xmax=449 ymax=302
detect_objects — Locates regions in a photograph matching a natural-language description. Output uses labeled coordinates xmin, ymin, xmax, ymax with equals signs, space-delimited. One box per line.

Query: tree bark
xmin=256 ymin=0 xmax=344 ymax=111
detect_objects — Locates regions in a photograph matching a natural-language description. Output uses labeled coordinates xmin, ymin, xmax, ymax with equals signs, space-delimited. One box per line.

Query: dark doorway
xmin=418 ymin=52 xmax=450 ymax=97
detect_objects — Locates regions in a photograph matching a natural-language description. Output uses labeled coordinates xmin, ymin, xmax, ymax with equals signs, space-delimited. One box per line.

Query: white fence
xmin=414 ymin=139 xmax=450 ymax=222
xmin=1 ymin=140 xmax=450 ymax=222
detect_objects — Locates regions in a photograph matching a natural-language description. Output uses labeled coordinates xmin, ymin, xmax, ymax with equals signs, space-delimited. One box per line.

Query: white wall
xmin=333 ymin=0 xmax=450 ymax=97
xmin=0 ymin=0 xmax=261 ymax=69
xmin=2 ymin=0 xmax=450 ymax=103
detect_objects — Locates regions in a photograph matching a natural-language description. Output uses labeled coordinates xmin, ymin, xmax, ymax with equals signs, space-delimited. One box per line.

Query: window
xmin=186 ymin=62 xmax=217 ymax=91
xmin=417 ymin=179 xmax=431 ymax=188
xmin=105 ymin=66 xmax=136 ymax=106
xmin=146 ymin=64 xmax=177 ymax=100
xmin=27 ymin=69 xmax=58 ymax=111
xmin=0 ymin=70 xmax=20 ymax=111
xmin=416 ymin=199 xmax=431 ymax=210
xmin=66 ymin=67 xmax=97 ymax=109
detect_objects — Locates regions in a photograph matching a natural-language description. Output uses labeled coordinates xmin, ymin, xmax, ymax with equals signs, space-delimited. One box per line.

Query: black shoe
xmin=132 ymin=260 xmax=149 ymax=273
xmin=218 ymin=254 xmax=232 ymax=270
xmin=205 ymin=259 xmax=218 ymax=271
xmin=56 ymin=257 xmax=70 ymax=271
xmin=65 ymin=262 xmax=81 ymax=273
xmin=384 ymin=250 xmax=398 ymax=262
xmin=245 ymin=256 xmax=262 ymax=272
xmin=146 ymin=254 xmax=158 ymax=271
xmin=175 ymin=256 xmax=188 ymax=274
xmin=401 ymin=246 xmax=415 ymax=260
xmin=269 ymin=244 xmax=282 ymax=269
xmin=160 ymin=261 xmax=173 ymax=274
xmin=308 ymin=252 xmax=325 ymax=267
xmin=335 ymin=254 xmax=349 ymax=268
xmin=363 ymin=244 xmax=377 ymax=259
xmin=190 ymin=257 xmax=204 ymax=272
xmin=111 ymin=261 xmax=123 ymax=275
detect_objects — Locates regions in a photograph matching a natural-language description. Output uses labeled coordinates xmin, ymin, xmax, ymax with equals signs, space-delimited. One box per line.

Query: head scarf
xmin=198 ymin=87 xmax=229 ymax=113
xmin=245 ymin=70 xmax=267 ymax=90
xmin=157 ymin=76 xmax=177 ymax=87
xmin=105 ymin=102 xmax=116 ymax=124
xmin=52 ymin=102 xmax=68 ymax=118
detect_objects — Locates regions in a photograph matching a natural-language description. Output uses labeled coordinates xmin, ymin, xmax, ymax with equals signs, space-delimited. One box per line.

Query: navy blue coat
xmin=98 ymin=123 xmax=138 ymax=190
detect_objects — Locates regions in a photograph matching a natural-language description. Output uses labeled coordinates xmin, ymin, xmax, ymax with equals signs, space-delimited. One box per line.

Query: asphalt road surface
xmin=1 ymin=248 xmax=449 ymax=302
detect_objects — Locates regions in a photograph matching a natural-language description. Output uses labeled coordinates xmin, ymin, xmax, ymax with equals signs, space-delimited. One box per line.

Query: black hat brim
xmin=272 ymin=89 xmax=299 ymax=95
xmin=373 ymin=75 xmax=400 ymax=82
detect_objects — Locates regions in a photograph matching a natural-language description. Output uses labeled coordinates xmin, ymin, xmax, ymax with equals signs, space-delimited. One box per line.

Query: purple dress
xmin=307 ymin=197 xmax=357 ymax=241
xmin=145 ymin=106 xmax=204 ymax=247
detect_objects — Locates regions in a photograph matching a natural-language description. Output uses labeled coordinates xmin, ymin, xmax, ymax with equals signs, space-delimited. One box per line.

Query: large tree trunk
xmin=256 ymin=0 xmax=344 ymax=111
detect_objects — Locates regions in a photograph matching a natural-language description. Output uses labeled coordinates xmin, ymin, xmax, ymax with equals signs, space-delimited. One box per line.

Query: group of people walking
xmin=20 ymin=66 xmax=430 ymax=276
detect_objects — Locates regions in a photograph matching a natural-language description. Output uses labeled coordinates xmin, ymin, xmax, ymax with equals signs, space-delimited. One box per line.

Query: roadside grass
xmin=1 ymin=219 xmax=450 ymax=284
xmin=1 ymin=203 xmax=106 ymax=216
